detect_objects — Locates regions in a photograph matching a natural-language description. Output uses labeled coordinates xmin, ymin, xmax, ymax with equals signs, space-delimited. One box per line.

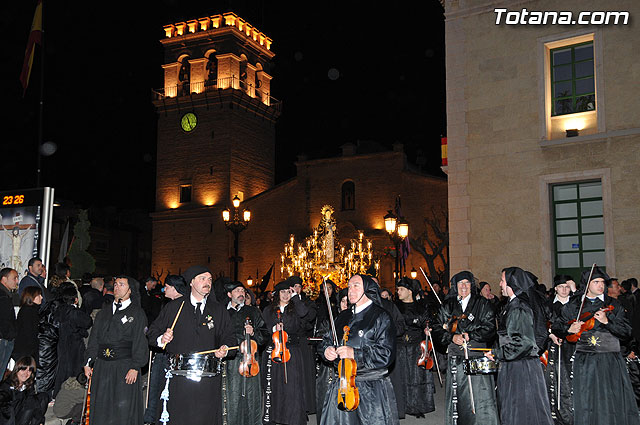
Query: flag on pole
xmin=20 ymin=0 xmax=43 ymax=96
xmin=57 ymin=218 xmax=70 ymax=263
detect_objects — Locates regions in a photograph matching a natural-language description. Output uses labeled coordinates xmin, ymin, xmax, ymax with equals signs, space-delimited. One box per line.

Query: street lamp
xmin=410 ymin=268 xmax=417 ymax=279
xmin=222 ymin=195 xmax=251 ymax=281
xmin=247 ymin=276 xmax=253 ymax=287
xmin=384 ymin=209 xmax=409 ymax=282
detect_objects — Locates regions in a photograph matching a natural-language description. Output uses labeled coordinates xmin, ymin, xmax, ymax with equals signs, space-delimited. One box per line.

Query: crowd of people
xmin=1 ymin=256 xmax=640 ymax=425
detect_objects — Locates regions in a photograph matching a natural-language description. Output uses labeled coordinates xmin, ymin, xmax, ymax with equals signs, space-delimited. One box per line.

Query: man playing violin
xmin=319 ymin=274 xmax=399 ymax=425
xmin=147 ymin=265 xmax=235 ymax=425
xmin=394 ymin=277 xmax=435 ymax=418
xmin=261 ymin=279 xmax=313 ymax=425
xmin=432 ymin=271 xmax=499 ymax=425
xmin=559 ymin=266 xmax=640 ymax=425
xmin=223 ymin=281 xmax=269 ymax=425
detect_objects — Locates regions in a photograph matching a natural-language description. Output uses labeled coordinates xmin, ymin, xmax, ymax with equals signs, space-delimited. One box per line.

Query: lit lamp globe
xmin=410 ymin=268 xmax=418 ymax=279
xmin=247 ymin=276 xmax=253 ymax=287
xmin=397 ymin=221 xmax=409 ymax=239
xmin=243 ymin=209 xmax=251 ymax=222
xmin=222 ymin=208 xmax=231 ymax=222
xmin=232 ymin=195 xmax=241 ymax=208
xmin=384 ymin=211 xmax=397 ymax=234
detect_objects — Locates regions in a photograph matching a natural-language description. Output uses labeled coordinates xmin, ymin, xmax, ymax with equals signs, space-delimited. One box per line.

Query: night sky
xmin=1 ymin=0 xmax=446 ymax=211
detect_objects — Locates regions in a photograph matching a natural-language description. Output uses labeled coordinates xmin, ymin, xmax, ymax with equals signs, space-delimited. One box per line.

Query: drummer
xmin=148 ymin=265 xmax=235 ymax=425
xmin=432 ymin=271 xmax=499 ymax=425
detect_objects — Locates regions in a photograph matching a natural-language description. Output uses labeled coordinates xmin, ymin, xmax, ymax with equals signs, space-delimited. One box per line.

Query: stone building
xmin=151 ymin=12 xmax=447 ymax=289
xmin=443 ymin=0 xmax=639 ymax=286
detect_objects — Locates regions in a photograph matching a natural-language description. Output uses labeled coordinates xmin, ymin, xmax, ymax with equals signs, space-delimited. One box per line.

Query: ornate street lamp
xmin=383 ymin=209 xmax=409 ymax=282
xmin=222 ymin=195 xmax=251 ymax=281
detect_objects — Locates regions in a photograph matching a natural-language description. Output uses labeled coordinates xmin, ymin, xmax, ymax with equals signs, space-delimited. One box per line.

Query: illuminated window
xmin=179 ymin=185 xmax=192 ymax=204
xmin=551 ymin=41 xmax=595 ymax=116
xmin=341 ymin=181 xmax=355 ymax=211
xmin=552 ymin=180 xmax=604 ymax=278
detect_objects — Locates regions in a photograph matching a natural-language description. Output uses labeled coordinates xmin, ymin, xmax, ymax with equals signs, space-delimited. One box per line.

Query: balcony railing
xmin=151 ymin=76 xmax=280 ymax=110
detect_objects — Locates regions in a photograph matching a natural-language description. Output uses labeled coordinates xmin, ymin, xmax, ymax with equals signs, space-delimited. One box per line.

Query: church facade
xmin=151 ymin=12 xmax=447 ymax=289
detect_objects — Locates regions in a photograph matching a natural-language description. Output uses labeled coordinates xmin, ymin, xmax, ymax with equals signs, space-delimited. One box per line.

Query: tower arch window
xmin=205 ymin=54 xmax=217 ymax=88
xmin=178 ymin=57 xmax=191 ymax=95
xmin=341 ymin=181 xmax=355 ymax=211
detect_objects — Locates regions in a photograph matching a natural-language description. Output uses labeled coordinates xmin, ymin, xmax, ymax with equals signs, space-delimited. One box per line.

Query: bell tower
xmin=151 ymin=12 xmax=280 ymax=275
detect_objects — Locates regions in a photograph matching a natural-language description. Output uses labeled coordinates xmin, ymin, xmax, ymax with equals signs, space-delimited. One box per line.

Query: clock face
xmin=181 ymin=112 xmax=197 ymax=132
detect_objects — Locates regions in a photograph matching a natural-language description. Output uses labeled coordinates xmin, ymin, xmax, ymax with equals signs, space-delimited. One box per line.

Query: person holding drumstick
xmin=147 ymin=265 xmax=235 ymax=425
xmin=432 ymin=271 xmax=499 ymax=425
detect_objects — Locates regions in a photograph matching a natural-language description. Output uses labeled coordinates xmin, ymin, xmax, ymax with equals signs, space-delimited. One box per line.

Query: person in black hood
xmin=83 ymin=275 xmax=149 ymax=425
xmin=559 ymin=266 xmax=640 ymax=425
xmin=432 ymin=271 xmax=499 ymax=425
xmin=319 ymin=274 xmax=399 ymax=425
xmin=394 ymin=277 xmax=435 ymax=418
xmin=485 ymin=267 xmax=553 ymax=425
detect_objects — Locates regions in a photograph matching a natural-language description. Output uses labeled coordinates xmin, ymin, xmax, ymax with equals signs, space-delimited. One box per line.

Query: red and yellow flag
xmin=20 ymin=0 xmax=43 ymax=96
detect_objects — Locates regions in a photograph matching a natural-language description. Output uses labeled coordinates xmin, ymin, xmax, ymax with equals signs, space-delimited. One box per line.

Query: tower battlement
xmin=162 ymin=12 xmax=272 ymax=52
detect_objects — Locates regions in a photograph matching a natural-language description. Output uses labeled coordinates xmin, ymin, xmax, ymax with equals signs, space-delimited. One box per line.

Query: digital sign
xmin=0 ymin=187 xmax=54 ymax=279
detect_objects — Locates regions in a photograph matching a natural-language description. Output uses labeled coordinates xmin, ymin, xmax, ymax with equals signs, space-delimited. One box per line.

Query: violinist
xmin=261 ymin=279 xmax=311 ymax=425
xmin=559 ymin=266 xmax=640 ymax=425
xmin=319 ymin=274 xmax=399 ymax=425
xmin=432 ymin=271 xmax=499 ymax=425
xmin=545 ymin=275 xmax=577 ymax=425
xmin=394 ymin=277 xmax=435 ymax=418
xmin=223 ymin=281 xmax=269 ymax=425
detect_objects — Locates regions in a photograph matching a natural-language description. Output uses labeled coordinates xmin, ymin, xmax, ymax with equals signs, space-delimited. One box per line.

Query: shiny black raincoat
xmin=319 ymin=274 xmax=399 ymax=425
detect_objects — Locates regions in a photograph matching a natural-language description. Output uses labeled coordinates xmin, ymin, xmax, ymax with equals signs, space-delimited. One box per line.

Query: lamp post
xmin=384 ymin=210 xmax=409 ymax=282
xmin=222 ymin=195 xmax=251 ymax=281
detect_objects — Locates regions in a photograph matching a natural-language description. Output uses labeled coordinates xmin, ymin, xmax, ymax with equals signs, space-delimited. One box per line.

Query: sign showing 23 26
xmin=2 ymin=195 xmax=25 ymax=205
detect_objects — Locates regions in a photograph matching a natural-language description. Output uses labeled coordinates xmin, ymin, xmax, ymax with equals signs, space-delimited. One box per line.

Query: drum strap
xmin=262 ymin=346 xmax=273 ymax=424
xmin=450 ymin=356 xmax=459 ymax=425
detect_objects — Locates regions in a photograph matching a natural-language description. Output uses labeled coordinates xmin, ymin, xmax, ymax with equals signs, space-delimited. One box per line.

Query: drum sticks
xmin=162 ymin=301 xmax=185 ymax=349
xmin=194 ymin=346 xmax=240 ymax=355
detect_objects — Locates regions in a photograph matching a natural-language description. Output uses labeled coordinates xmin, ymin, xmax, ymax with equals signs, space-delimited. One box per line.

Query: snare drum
xmin=463 ymin=357 xmax=498 ymax=375
xmin=170 ymin=353 xmax=222 ymax=381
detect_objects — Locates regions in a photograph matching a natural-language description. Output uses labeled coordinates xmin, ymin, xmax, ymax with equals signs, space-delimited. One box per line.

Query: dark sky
xmin=1 ymin=0 xmax=446 ymax=211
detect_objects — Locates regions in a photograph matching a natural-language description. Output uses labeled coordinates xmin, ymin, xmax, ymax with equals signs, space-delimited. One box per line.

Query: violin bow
xmin=575 ymin=263 xmax=596 ymax=321
xmin=322 ymin=277 xmax=339 ymax=347
xmin=427 ymin=324 xmax=443 ymax=387
xmin=420 ymin=267 xmax=443 ymax=306
xmin=462 ymin=340 xmax=476 ymax=415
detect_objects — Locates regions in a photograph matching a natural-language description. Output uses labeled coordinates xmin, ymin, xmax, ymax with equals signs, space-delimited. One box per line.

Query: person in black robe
xmin=143 ymin=274 xmax=187 ymax=425
xmin=319 ymin=274 xmax=399 ymax=425
xmin=546 ymin=274 xmax=576 ymax=425
xmin=53 ymin=286 xmax=92 ymax=397
xmin=559 ymin=266 xmax=640 ymax=425
xmin=316 ymin=286 xmax=348 ymax=425
xmin=432 ymin=271 xmax=499 ymax=425
xmin=485 ymin=267 xmax=553 ymax=425
xmin=83 ymin=275 xmax=149 ymax=425
xmin=261 ymin=279 xmax=310 ymax=425
xmin=147 ymin=266 xmax=235 ymax=425
xmin=11 ymin=287 xmax=42 ymax=363
xmin=394 ymin=277 xmax=435 ymax=418
xmin=222 ymin=280 xmax=269 ymax=425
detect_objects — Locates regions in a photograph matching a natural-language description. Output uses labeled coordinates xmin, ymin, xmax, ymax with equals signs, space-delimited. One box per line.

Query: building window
xmin=179 ymin=185 xmax=192 ymax=204
xmin=341 ymin=181 xmax=355 ymax=211
xmin=551 ymin=41 xmax=595 ymax=116
xmin=552 ymin=180 xmax=605 ymax=278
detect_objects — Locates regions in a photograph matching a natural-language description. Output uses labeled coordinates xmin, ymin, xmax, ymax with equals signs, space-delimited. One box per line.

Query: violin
xmin=239 ymin=317 xmax=260 ymax=377
xmin=446 ymin=314 xmax=467 ymax=334
xmin=566 ymin=305 xmax=614 ymax=343
xmin=337 ymin=326 xmax=359 ymax=411
xmin=82 ymin=375 xmax=91 ymax=425
xmin=417 ymin=321 xmax=434 ymax=370
xmin=271 ymin=310 xmax=291 ymax=363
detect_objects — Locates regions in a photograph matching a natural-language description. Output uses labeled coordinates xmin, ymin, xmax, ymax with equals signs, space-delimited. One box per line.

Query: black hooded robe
xmin=433 ymin=293 xmax=499 ymax=425
xmin=560 ymin=293 xmax=640 ymax=425
xmin=395 ymin=300 xmax=436 ymax=416
xmin=223 ymin=303 xmax=269 ymax=425
xmin=147 ymin=297 xmax=235 ymax=425
xmin=84 ymin=301 xmax=148 ymax=425
xmin=318 ymin=275 xmax=399 ymax=425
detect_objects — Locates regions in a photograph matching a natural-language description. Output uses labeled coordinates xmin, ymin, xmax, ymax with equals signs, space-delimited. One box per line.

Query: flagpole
xmin=36 ymin=0 xmax=45 ymax=187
